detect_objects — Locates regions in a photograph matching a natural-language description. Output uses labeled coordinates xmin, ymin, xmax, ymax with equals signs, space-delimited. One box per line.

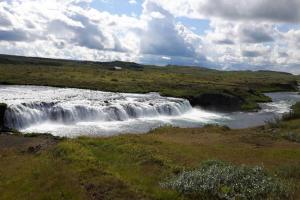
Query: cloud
xmin=150 ymin=0 xmax=300 ymax=23
xmin=139 ymin=1 xmax=196 ymax=57
xmin=0 ymin=17 xmax=11 ymax=26
xmin=0 ymin=29 xmax=29 ymax=41
xmin=47 ymin=16 xmax=125 ymax=52
xmin=198 ymin=0 xmax=300 ymax=23
xmin=0 ymin=0 xmax=299 ymax=74
xmin=129 ymin=0 xmax=137 ymax=4
xmin=214 ymin=38 xmax=235 ymax=45
xmin=242 ymin=50 xmax=262 ymax=57
xmin=239 ymin=24 xmax=275 ymax=43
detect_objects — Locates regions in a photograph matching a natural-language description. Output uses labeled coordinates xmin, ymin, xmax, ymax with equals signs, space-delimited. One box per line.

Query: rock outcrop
xmin=189 ymin=93 xmax=244 ymax=112
xmin=0 ymin=103 xmax=7 ymax=130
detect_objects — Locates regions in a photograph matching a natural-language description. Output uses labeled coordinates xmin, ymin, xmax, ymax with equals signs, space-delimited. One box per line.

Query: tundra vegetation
xmin=0 ymin=54 xmax=300 ymax=199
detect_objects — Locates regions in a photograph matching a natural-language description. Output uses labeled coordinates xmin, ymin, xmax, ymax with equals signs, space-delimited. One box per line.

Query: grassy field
xmin=0 ymin=54 xmax=298 ymax=111
xmin=1 ymin=104 xmax=300 ymax=200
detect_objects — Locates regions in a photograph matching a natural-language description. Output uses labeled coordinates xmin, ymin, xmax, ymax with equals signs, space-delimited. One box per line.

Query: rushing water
xmin=224 ymin=92 xmax=300 ymax=129
xmin=0 ymin=85 xmax=299 ymax=137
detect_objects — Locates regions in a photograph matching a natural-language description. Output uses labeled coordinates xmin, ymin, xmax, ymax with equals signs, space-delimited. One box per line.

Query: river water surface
xmin=0 ymin=85 xmax=299 ymax=137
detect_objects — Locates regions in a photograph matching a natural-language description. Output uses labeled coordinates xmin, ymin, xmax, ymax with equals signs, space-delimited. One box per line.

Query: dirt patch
xmin=0 ymin=133 xmax=59 ymax=153
xmin=239 ymin=134 xmax=275 ymax=148
xmin=80 ymin=169 xmax=147 ymax=200
xmin=84 ymin=181 xmax=142 ymax=200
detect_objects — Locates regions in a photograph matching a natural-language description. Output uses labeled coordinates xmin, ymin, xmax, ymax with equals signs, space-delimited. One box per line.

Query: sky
xmin=0 ymin=0 xmax=300 ymax=74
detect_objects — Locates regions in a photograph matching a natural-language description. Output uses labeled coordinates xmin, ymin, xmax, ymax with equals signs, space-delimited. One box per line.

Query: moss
xmin=240 ymin=101 xmax=260 ymax=111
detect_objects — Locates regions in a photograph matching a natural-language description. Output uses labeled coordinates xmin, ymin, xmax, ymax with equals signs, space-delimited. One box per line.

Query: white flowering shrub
xmin=162 ymin=160 xmax=294 ymax=200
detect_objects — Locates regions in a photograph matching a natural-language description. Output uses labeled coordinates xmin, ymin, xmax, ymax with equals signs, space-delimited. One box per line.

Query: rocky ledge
xmin=188 ymin=93 xmax=244 ymax=112
xmin=0 ymin=103 xmax=7 ymax=130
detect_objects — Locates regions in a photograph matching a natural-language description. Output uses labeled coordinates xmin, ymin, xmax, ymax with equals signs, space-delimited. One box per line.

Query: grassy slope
xmin=0 ymin=54 xmax=298 ymax=110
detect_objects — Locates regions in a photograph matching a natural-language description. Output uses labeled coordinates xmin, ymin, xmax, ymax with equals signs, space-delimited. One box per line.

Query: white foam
xmin=0 ymin=85 xmax=225 ymax=137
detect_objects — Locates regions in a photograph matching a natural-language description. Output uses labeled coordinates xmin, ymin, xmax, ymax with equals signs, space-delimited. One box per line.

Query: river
xmin=0 ymin=85 xmax=299 ymax=137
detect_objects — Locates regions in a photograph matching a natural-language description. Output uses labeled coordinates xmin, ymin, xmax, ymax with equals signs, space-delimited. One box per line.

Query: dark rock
xmin=271 ymin=81 xmax=298 ymax=91
xmin=189 ymin=93 xmax=244 ymax=112
xmin=27 ymin=145 xmax=42 ymax=153
xmin=0 ymin=103 xmax=7 ymax=130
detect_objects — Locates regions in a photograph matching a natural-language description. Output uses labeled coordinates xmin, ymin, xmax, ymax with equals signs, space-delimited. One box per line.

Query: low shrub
xmin=162 ymin=160 xmax=294 ymax=200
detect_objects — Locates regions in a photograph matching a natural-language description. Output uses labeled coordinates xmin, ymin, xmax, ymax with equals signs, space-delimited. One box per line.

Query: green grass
xmin=0 ymin=54 xmax=298 ymax=111
xmin=1 ymin=124 xmax=300 ymax=199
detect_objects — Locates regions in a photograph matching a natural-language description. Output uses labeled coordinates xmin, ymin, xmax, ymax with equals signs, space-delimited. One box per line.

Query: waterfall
xmin=1 ymin=85 xmax=297 ymax=137
xmin=1 ymin=86 xmax=193 ymax=130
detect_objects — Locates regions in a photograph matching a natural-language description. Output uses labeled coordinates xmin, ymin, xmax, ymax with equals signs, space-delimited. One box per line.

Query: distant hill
xmin=0 ymin=54 xmax=143 ymax=70
xmin=0 ymin=54 xmax=296 ymax=75
xmin=257 ymin=70 xmax=293 ymax=76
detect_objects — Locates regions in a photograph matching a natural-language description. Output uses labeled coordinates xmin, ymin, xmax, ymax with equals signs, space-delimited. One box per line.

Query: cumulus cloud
xmin=150 ymin=0 xmax=300 ymax=23
xmin=129 ymin=0 xmax=137 ymax=4
xmin=0 ymin=0 xmax=134 ymax=56
xmin=198 ymin=0 xmax=300 ymax=23
xmin=0 ymin=29 xmax=29 ymax=41
xmin=238 ymin=24 xmax=275 ymax=43
xmin=139 ymin=1 xmax=196 ymax=57
xmin=0 ymin=17 xmax=11 ymax=26
xmin=242 ymin=50 xmax=262 ymax=58
xmin=0 ymin=0 xmax=299 ymax=74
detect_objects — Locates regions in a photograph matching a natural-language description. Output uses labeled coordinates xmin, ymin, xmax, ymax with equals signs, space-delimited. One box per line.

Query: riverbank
xmin=1 ymin=103 xmax=300 ymax=199
xmin=0 ymin=54 xmax=298 ymax=111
